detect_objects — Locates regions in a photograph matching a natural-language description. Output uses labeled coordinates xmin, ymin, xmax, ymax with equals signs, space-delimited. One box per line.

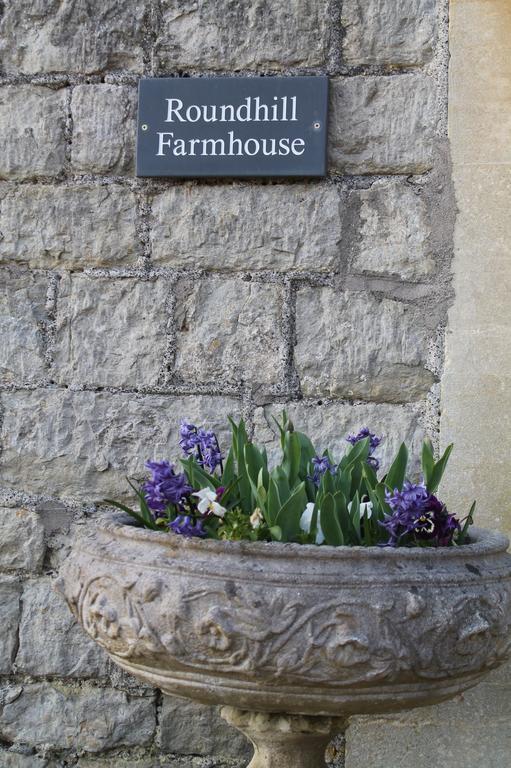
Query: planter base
xmin=220 ymin=707 xmax=347 ymax=768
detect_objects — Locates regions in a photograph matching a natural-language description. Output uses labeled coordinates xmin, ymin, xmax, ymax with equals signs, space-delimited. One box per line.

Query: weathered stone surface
xmin=58 ymin=517 xmax=511 ymax=722
xmin=329 ymin=76 xmax=438 ymax=174
xmin=0 ymin=752 xmax=47 ymax=768
xmin=0 ymin=270 xmax=48 ymax=383
xmin=0 ymin=86 xmax=67 ymax=180
xmin=0 ymin=185 xmax=138 ymax=268
xmin=0 ymin=683 xmax=156 ymax=752
xmin=53 ymin=275 xmax=170 ymax=388
xmin=253 ymin=400 xmax=424 ymax=472
xmin=174 ymin=278 xmax=286 ymax=390
xmin=295 ymin=288 xmax=436 ymax=401
xmin=0 ymin=1 xmax=145 ymax=74
xmin=346 ymin=180 xmax=435 ymax=280
xmin=0 ymin=390 xmax=241 ymax=501
xmin=71 ymin=86 xmax=137 ymax=175
xmin=0 ymin=580 xmax=21 ymax=674
xmin=16 ymin=579 xmax=109 ymax=677
xmin=0 ymin=508 xmax=45 ymax=572
xmin=151 ymin=184 xmax=342 ymax=272
xmin=155 ymin=0 xmax=329 ymax=70
xmin=160 ymin=697 xmax=252 ymax=758
xmin=341 ymin=0 xmax=437 ymax=67
xmin=346 ymin=669 xmax=511 ymax=768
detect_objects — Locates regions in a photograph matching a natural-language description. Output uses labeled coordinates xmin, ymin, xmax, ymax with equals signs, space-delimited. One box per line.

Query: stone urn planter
xmin=57 ymin=514 xmax=511 ymax=767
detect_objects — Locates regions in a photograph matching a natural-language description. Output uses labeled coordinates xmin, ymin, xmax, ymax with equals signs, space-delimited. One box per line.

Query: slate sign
xmin=136 ymin=76 xmax=329 ymax=178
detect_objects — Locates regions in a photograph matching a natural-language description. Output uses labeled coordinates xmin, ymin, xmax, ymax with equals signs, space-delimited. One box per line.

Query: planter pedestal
xmin=220 ymin=707 xmax=346 ymax=768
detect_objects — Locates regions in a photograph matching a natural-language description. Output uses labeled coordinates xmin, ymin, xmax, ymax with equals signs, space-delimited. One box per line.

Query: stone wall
xmin=0 ymin=1 xmax=457 ymax=766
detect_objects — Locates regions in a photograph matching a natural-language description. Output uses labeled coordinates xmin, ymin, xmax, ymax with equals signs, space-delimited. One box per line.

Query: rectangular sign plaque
xmin=136 ymin=76 xmax=328 ymax=178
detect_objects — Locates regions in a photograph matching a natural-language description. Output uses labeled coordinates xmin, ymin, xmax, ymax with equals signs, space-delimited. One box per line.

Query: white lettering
xmin=165 ymin=99 xmax=184 ymax=122
xmin=291 ymin=138 xmax=305 ymax=155
xmin=220 ymin=104 xmax=235 ymax=121
xmin=157 ymin=131 xmax=174 ymax=155
xmin=253 ymin=96 xmax=269 ymax=122
xmin=201 ymin=138 xmax=226 ymax=155
xmin=173 ymin=138 xmax=186 ymax=156
xmin=203 ymin=105 xmax=217 ymax=122
xmin=244 ymin=138 xmax=260 ymax=156
xmin=261 ymin=138 xmax=277 ymax=156
xmin=236 ymin=97 xmax=251 ymax=122
xmin=186 ymin=104 xmax=201 ymax=122
xmin=228 ymin=130 xmax=243 ymax=156
xmin=278 ymin=137 xmax=290 ymax=155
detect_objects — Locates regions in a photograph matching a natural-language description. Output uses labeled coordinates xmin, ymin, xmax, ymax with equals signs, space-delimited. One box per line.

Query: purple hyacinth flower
xmin=169 ymin=515 xmax=206 ymax=538
xmin=143 ymin=460 xmax=192 ymax=514
xmin=346 ymin=427 xmax=382 ymax=471
xmin=180 ymin=421 xmax=223 ymax=473
xmin=308 ymin=455 xmax=336 ymax=487
xmin=179 ymin=421 xmax=200 ymax=453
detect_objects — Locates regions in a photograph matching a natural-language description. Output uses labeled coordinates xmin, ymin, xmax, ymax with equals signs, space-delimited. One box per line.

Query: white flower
xmin=300 ymin=502 xmax=325 ymax=545
xmin=250 ymin=508 xmax=264 ymax=529
xmin=348 ymin=500 xmax=373 ymax=519
xmin=193 ymin=487 xmax=227 ymax=519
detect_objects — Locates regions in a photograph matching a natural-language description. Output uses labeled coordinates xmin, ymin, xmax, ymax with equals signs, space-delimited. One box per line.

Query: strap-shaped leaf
xmin=428 ymin=444 xmax=453 ymax=495
xmin=320 ymin=493 xmax=344 ymax=546
xmin=385 ymin=443 xmax=408 ymax=492
xmin=276 ymin=481 xmax=307 ymax=542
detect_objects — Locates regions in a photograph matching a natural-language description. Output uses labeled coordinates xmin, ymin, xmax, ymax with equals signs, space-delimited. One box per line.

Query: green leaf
xmin=350 ymin=491 xmax=361 ymax=530
xmin=320 ymin=493 xmax=344 ymax=546
xmin=231 ymin=419 xmax=253 ymax=514
xmin=269 ymin=525 xmax=283 ymax=541
xmin=457 ymin=500 xmax=476 ymax=545
xmin=180 ymin=456 xmax=218 ymax=491
xmin=244 ymin=442 xmax=269 ymax=490
xmin=427 ymin=444 xmax=454 ymax=495
xmin=385 ymin=443 xmax=408 ymax=492
xmin=271 ymin=465 xmax=291 ymax=506
xmin=281 ymin=431 xmax=301 ymax=489
xmin=421 ymin=439 xmax=435 ymax=488
xmin=295 ymin=431 xmax=317 ymax=481
xmin=266 ymin=478 xmax=281 ymax=526
xmin=276 ymin=482 xmax=307 ymax=542
xmin=104 ymin=499 xmax=158 ymax=530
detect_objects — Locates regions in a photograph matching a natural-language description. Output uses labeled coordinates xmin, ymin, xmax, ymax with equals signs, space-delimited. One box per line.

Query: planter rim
xmin=99 ymin=512 xmax=509 ymax=561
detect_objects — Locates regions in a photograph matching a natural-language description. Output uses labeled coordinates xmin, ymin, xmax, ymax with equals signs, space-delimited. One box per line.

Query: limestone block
xmin=0 ymin=508 xmax=45 ymax=572
xmin=346 ymin=180 xmax=435 ymax=280
xmin=0 ymin=270 xmax=48 ymax=383
xmin=329 ymin=76 xmax=438 ymax=174
xmin=342 ymin=0 xmax=437 ymax=67
xmin=253 ymin=400 xmax=424 ymax=472
xmin=0 ymin=752 xmax=47 ymax=768
xmin=0 ymin=683 xmax=156 ymax=752
xmin=0 ymin=390 xmax=242 ymax=501
xmin=155 ymin=0 xmax=329 ymax=70
xmin=53 ymin=275 xmax=170 ymax=388
xmin=0 ymin=185 xmax=138 ymax=268
xmin=174 ymin=278 xmax=286 ymax=390
xmin=295 ymin=287 xmax=436 ymax=401
xmin=0 ymin=580 xmax=21 ymax=674
xmin=0 ymin=86 xmax=67 ymax=180
xmin=71 ymin=85 xmax=137 ymax=175
xmin=151 ymin=184 xmax=342 ymax=272
xmin=16 ymin=579 xmax=109 ymax=677
xmin=0 ymin=0 xmax=145 ymax=74
xmin=160 ymin=696 xmax=252 ymax=758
